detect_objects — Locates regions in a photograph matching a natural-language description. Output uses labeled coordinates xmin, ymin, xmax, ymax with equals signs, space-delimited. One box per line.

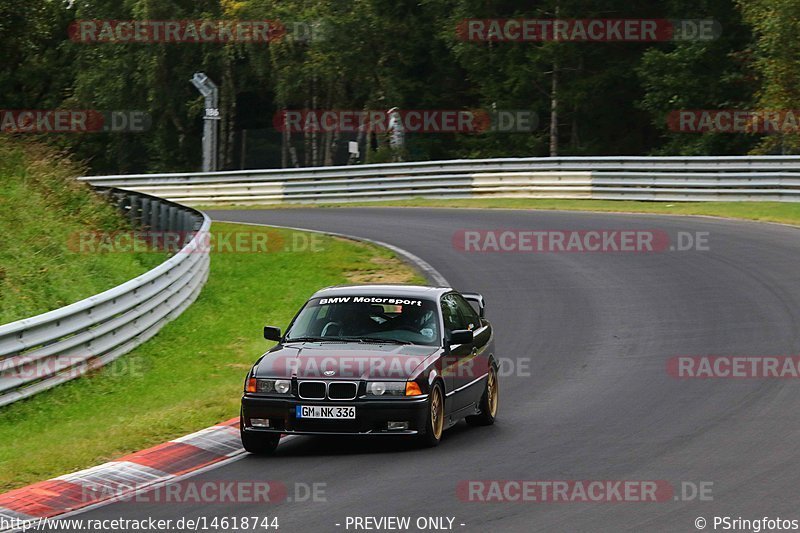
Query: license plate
xmin=296 ymin=405 xmax=356 ymax=419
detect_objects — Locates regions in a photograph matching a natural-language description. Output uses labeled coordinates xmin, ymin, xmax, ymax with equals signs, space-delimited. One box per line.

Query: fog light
xmin=250 ymin=418 xmax=269 ymax=428
xmin=387 ymin=421 xmax=408 ymax=430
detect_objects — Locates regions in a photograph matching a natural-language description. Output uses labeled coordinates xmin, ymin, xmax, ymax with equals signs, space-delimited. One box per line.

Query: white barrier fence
xmin=80 ymin=156 xmax=800 ymax=205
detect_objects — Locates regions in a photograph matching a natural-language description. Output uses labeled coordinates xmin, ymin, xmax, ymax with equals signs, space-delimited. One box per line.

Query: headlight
xmin=249 ymin=378 xmax=292 ymax=394
xmin=366 ymin=381 xmax=406 ymax=396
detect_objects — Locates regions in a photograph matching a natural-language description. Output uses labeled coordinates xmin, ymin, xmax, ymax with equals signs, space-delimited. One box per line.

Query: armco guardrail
xmin=79 ymin=156 xmax=800 ymax=205
xmin=0 ymin=189 xmax=210 ymax=407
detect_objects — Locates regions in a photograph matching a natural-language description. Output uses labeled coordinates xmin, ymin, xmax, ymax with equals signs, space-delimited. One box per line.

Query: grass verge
xmin=200 ymin=198 xmax=800 ymax=226
xmin=0 ymin=222 xmax=425 ymax=491
xmin=0 ymin=140 xmax=163 ymax=324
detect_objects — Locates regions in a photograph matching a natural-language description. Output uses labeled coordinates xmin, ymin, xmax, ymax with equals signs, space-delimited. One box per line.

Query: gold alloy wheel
xmin=430 ymin=386 xmax=444 ymax=439
xmin=487 ymin=368 xmax=498 ymax=417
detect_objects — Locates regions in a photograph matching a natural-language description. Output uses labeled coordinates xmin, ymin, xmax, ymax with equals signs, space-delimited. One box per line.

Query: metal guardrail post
xmin=128 ymin=195 xmax=140 ymax=225
xmin=149 ymin=199 xmax=159 ymax=230
xmin=140 ymin=197 xmax=151 ymax=228
xmin=168 ymin=205 xmax=177 ymax=233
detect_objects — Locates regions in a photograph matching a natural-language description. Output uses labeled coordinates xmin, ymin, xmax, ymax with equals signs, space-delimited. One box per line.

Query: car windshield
xmin=285 ymin=296 xmax=440 ymax=346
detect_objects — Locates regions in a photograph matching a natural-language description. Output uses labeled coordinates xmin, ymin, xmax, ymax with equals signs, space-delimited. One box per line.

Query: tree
xmin=637 ymin=0 xmax=759 ymax=155
xmin=737 ymin=0 xmax=800 ymax=153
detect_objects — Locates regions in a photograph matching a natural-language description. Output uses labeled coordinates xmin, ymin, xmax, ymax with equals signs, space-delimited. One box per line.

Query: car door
xmin=440 ymin=293 xmax=474 ymax=412
xmin=453 ymin=293 xmax=492 ymax=407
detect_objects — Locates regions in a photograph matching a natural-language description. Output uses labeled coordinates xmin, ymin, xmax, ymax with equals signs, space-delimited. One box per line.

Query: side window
xmin=441 ymin=295 xmax=468 ymax=332
xmin=454 ymin=294 xmax=480 ymax=330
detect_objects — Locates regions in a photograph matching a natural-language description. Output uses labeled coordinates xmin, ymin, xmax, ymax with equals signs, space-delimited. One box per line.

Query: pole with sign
xmin=190 ymin=72 xmax=219 ymax=172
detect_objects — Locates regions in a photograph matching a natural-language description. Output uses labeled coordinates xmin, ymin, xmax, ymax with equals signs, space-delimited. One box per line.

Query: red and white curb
xmin=0 ymin=417 xmax=245 ymax=523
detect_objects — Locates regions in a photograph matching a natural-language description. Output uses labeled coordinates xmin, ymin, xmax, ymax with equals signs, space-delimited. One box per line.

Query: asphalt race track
xmin=74 ymin=207 xmax=800 ymax=532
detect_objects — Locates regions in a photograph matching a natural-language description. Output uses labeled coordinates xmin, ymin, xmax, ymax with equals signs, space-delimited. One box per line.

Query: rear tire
xmin=417 ymin=382 xmax=445 ymax=447
xmin=241 ymin=429 xmax=280 ymax=455
xmin=466 ymin=365 xmax=498 ymax=427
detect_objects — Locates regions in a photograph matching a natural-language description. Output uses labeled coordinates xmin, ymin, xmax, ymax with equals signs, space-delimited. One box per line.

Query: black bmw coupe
xmin=240 ymin=284 xmax=498 ymax=454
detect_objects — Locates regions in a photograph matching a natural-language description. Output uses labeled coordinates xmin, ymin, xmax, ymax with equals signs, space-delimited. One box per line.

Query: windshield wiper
xmin=342 ymin=336 xmax=413 ymax=345
xmin=286 ymin=335 xmax=412 ymax=345
xmin=284 ymin=336 xmax=334 ymax=343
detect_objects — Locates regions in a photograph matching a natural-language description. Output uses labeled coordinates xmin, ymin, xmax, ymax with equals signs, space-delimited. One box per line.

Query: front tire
xmin=466 ymin=365 xmax=498 ymax=426
xmin=418 ymin=382 xmax=445 ymax=447
xmin=241 ymin=429 xmax=280 ymax=455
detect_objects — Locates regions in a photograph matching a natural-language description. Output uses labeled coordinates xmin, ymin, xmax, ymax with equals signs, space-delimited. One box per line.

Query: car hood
xmin=254 ymin=342 xmax=438 ymax=380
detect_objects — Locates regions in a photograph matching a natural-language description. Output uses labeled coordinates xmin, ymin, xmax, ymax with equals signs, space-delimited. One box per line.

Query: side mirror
xmin=449 ymin=329 xmax=474 ymax=346
xmin=263 ymin=326 xmax=282 ymax=342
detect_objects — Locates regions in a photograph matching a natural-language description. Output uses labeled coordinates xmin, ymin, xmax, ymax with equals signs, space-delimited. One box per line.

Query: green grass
xmin=0 ymin=222 xmax=424 ymax=491
xmin=200 ymin=198 xmax=800 ymax=226
xmin=0 ymin=140 xmax=163 ymax=324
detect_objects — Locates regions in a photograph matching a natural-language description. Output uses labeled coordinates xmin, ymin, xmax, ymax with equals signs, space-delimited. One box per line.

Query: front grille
xmin=327 ymin=381 xmax=358 ymax=400
xmin=296 ymin=380 xmax=359 ymax=400
xmin=298 ymin=381 xmax=326 ymax=400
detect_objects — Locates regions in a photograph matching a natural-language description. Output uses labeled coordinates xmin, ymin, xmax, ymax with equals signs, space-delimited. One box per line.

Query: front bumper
xmin=241 ymin=394 xmax=429 ymax=435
